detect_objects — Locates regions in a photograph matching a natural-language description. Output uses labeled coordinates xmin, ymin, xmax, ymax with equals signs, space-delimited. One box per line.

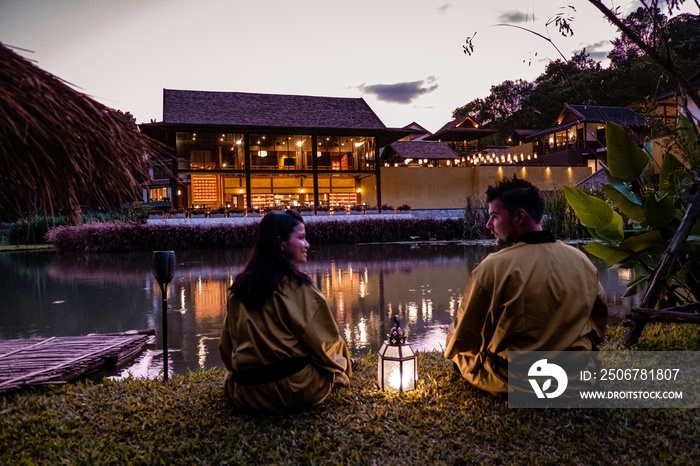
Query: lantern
xmin=377 ymin=315 xmax=417 ymax=392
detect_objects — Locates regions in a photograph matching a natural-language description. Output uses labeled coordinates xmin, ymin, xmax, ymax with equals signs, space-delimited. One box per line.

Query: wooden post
xmin=625 ymin=186 xmax=700 ymax=344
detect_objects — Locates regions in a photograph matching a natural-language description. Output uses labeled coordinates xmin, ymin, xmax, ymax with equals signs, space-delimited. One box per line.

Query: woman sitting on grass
xmin=219 ymin=210 xmax=353 ymax=410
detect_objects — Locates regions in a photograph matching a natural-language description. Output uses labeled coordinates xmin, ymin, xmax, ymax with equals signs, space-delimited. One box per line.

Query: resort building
xmin=507 ymin=104 xmax=649 ymax=172
xmin=140 ymin=89 xmax=407 ymax=211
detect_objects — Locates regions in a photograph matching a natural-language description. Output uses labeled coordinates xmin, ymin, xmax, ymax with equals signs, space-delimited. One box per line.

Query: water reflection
xmin=0 ymin=243 xmax=638 ymax=378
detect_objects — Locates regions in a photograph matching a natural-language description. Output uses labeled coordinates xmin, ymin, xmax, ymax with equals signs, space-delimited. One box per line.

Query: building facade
xmin=140 ymin=89 xmax=407 ymax=212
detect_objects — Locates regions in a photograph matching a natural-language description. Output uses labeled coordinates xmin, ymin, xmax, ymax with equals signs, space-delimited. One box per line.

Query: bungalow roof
xmin=385 ymin=141 xmax=460 ymax=160
xmin=424 ymin=116 xmax=496 ymax=141
xmin=526 ymin=104 xmax=647 ymax=140
xmin=161 ymin=89 xmax=388 ymax=130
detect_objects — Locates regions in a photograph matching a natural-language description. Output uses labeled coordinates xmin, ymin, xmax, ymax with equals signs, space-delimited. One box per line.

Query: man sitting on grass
xmin=445 ymin=177 xmax=608 ymax=395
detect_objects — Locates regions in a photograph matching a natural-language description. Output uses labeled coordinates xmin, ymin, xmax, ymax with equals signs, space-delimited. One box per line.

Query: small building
xmin=381 ymin=140 xmax=461 ymax=167
xmin=510 ymin=104 xmax=649 ymax=172
xmin=140 ymin=89 xmax=407 ymax=211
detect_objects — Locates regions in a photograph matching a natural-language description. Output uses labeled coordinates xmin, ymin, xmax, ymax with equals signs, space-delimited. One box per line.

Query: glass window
xmin=176 ymin=132 xmax=244 ymax=170
xmin=316 ymin=136 xmax=375 ymax=171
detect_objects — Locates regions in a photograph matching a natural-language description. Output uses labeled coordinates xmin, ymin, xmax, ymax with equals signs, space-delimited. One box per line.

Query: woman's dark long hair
xmin=231 ymin=210 xmax=311 ymax=310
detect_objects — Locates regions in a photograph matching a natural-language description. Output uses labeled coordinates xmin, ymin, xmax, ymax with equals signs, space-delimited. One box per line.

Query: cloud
xmin=436 ymin=3 xmax=452 ymax=14
xmin=357 ymin=76 xmax=439 ymax=104
xmin=579 ymin=40 xmax=612 ymax=61
xmin=497 ymin=10 xmax=534 ymax=24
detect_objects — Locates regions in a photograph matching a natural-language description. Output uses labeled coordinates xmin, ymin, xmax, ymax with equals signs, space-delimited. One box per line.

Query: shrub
xmin=147 ymin=210 xmax=165 ymax=216
xmin=45 ymin=218 xmax=465 ymax=252
xmin=227 ymin=207 xmax=244 ymax=214
xmin=380 ymin=204 xmax=394 ymax=211
xmin=350 ymin=205 xmax=363 ymax=212
xmin=169 ymin=208 xmax=185 ymax=214
xmin=397 ymin=204 xmax=411 ymax=211
xmin=333 ymin=205 xmax=346 ymax=211
xmin=214 ymin=207 xmax=226 ymax=214
xmin=190 ymin=208 xmax=207 ymax=216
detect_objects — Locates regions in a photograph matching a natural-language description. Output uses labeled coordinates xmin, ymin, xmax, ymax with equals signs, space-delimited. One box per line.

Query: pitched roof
xmin=385 ymin=141 xmax=460 ymax=160
xmin=401 ymin=121 xmax=432 ymax=135
xmin=562 ymin=104 xmax=647 ymax=127
xmin=425 ymin=116 xmax=496 ymax=141
xmin=162 ymin=89 xmax=388 ymax=130
xmin=526 ymin=104 xmax=648 ymax=139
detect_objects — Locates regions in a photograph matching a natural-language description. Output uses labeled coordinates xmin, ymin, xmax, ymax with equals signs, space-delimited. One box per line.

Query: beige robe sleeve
xmin=295 ymin=285 xmax=353 ymax=385
xmin=444 ymin=265 xmax=495 ymax=377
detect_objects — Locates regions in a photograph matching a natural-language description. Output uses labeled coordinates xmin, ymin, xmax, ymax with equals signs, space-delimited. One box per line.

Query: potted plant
xmin=210 ymin=206 xmax=227 ymax=218
xmin=294 ymin=205 xmax=312 ymax=217
xmin=333 ymin=205 xmax=347 ymax=215
xmin=227 ymin=207 xmax=244 ymax=217
xmin=349 ymin=205 xmax=363 ymax=215
xmin=380 ymin=204 xmax=394 ymax=214
xmin=168 ymin=208 xmax=186 ymax=219
xmin=147 ymin=209 xmax=165 ymax=219
xmin=316 ymin=205 xmax=330 ymax=216
xmin=189 ymin=208 xmax=207 ymax=218
xmin=365 ymin=205 xmax=378 ymax=215
xmin=397 ymin=204 xmax=411 ymax=214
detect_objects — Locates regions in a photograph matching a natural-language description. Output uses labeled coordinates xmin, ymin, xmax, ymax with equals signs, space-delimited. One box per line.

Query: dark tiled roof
xmin=526 ymin=104 xmax=648 ymax=140
xmin=425 ymin=116 xmax=496 ymax=141
xmin=565 ymin=104 xmax=647 ymax=126
xmin=162 ymin=89 xmax=388 ymax=130
xmin=401 ymin=121 xmax=432 ymax=135
xmin=385 ymin=141 xmax=460 ymax=159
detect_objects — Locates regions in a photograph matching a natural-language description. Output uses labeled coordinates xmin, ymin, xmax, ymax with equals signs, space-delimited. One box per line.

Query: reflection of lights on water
xmin=197 ymin=335 xmax=207 ymax=369
xmin=357 ymin=317 xmax=367 ymax=347
xmin=407 ymin=302 xmax=418 ymax=324
xmin=180 ymin=287 xmax=187 ymax=313
xmin=343 ymin=323 xmax=351 ymax=343
xmin=449 ymin=297 xmax=456 ymax=317
xmin=364 ymin=268 xmax=368 ymax=283
xmin=618 ymin=269 xmax=632 ymax=282
xmin=338 ymin=270 xmax=342 ymax=285
xmin=422 ymin=299 xmax=433 ymax=321
xmin=198 ymin=277 xmax=202 ymax=294
xmin=337 ymin=295 xmax=345 ymax=320
xmin=359 ymin=281 xmax=366 ymax=298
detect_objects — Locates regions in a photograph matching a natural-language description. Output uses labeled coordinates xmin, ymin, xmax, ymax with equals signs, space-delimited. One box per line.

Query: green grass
xmin=2 ymin=323 xmax=699 ymax=465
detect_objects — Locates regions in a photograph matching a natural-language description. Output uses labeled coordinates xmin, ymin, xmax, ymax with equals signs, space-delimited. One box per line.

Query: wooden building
xmin=140 ymin=90 xmax=407 ymax=211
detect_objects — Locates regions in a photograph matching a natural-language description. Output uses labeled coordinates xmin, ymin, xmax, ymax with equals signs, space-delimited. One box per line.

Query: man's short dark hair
xmin=486 ymin=176 xmax=545 ymax=222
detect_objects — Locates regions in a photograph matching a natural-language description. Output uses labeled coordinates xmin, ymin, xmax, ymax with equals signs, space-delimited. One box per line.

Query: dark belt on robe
xmin=231 ymin=355 xmax=312 ymax=386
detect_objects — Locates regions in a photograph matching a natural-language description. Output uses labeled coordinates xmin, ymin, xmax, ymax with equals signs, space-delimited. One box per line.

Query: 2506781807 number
xmin=599 ymin=368 xmax=680 ymax=381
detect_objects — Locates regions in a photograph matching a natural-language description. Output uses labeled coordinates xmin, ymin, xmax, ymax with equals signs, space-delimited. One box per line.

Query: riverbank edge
xmin=2 ymin=323 xmax=699 ymax=465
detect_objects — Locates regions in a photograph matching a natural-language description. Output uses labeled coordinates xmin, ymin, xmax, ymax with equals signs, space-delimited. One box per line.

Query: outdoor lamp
xmin=377 ymin=315 xmax=417 ymax=392
xmin=152 ymin=250 xmax=177 ymax=381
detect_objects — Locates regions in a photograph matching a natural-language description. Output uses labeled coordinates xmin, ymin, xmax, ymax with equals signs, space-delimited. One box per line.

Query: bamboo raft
xmin=0 ymin=329 xmax=155 ymax=394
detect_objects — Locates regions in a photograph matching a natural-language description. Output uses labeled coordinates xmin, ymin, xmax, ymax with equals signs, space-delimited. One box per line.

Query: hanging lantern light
xmin=377 ymin=315 xmax=417 ymax=392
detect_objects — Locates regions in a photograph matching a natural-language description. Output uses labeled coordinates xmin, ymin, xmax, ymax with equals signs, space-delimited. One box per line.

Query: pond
xmin=0 ymin=243 xmax=638 ymax=378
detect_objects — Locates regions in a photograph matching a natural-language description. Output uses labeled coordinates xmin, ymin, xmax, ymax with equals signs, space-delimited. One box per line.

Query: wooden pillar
xmin=244 ymin=133 xmax=252 ymax=210
xmin=375 ymin=134 xmax=382 ymax=213
xmin=312 ymin=134 xmax=319 ymax=214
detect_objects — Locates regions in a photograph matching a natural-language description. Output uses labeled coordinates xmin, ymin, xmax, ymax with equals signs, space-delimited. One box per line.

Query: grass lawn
xmin=2 ymin=323 xmax=699 ymax=465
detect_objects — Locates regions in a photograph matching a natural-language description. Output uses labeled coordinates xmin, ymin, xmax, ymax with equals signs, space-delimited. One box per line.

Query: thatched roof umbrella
xmin=0 ymin=43 xmax=167 ymax=225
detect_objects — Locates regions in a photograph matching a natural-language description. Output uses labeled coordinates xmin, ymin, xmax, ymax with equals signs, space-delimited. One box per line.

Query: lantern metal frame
xmin=377 ymin=315 xmax=417 ymax=392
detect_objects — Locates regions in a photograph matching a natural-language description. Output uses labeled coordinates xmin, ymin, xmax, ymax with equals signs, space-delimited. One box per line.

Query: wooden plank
xmin=0 ymin=333 xmax=152 ymax=393
xmin=0 ymin=338 xmax=56 ymax=360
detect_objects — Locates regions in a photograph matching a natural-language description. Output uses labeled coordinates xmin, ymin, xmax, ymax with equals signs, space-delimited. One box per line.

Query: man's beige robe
xmin=445 ymin=239 xmax=608 ymax=395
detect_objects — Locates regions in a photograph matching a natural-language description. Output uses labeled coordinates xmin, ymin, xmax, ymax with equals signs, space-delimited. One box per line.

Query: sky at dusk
xmin=1 ymin=0 xmax=645 ymax=133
